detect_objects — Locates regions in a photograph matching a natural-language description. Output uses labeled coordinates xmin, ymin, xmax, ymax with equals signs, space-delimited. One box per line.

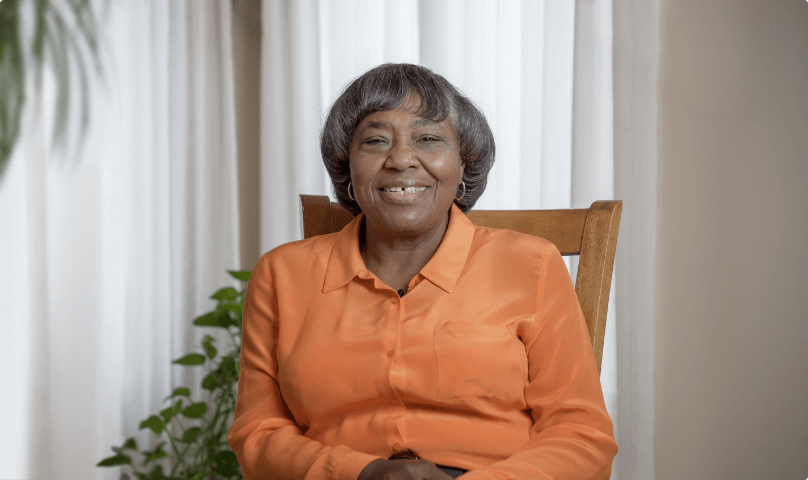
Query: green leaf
xmin=201 ymin=372 xmax=221 ymax=390
xmin=219 ymin=302 xmax=243 ymax=317
xmin=139 ymin=415 xmax=166 ymax=434
xmin=193 ymin=310 xmax=230 ymax=329
xmin=202 ymin=335 xmax=217 ymax=359
xmin=96 ymin=453 xmax=132 ymax=467
xmin=182 ymin=402 xmax=208 ymax=419
xmin=228 ymin=270 xmax=252 ymax=282
xmin=141 ymin=442 xmax=168 ymax=466
xmin=121 ymin=437 xmax=138 ymax=450
xmin=172 ymin=353 xmax=206 ymax=366
xmin=181 ymin=426 xmax=202 ymax=443
xmin=143 ymin=450 xmax=171 ymax=466
xmin=146 ymin=463 xmax=169 ymax=480
xmin=160 ymin=400 xmax=182 ymax=423
xmin=165 ymin=387 xmax=191 ymax=400
xmin=211 ymin=286 xmax=239 ymax=302
xmin=221 ymin=357 xmax=238 ymax=378
xmin=214 ymin=450 xmax=240 ymax=476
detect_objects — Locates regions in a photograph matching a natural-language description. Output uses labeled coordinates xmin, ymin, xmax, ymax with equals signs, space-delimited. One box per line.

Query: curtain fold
xmin=0 ymin=2 xmax=240 ymax=479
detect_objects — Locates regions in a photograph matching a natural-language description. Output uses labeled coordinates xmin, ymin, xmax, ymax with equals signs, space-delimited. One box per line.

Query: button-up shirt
xmin=228 ymin=204 xmax=617 ymax=480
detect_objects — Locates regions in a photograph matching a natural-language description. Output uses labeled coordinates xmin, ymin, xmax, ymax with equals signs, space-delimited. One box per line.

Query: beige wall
xmin=233 ymin=0 xmax=262 ymax=271
xmin=656 ymin=1 xmax=808 ymax=478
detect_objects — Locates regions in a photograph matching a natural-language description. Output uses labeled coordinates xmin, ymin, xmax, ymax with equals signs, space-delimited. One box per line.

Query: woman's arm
xmin=459 ymin=245 xmax=618 ymax=480
xmin=227 ymin=254 xmax=382 ymax=480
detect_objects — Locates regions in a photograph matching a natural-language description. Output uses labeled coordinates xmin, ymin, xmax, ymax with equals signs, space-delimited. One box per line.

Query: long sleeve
xmin=460 ymin=245 xmax=618 ymax=480
xmin=227 ymin=253 xmax=382 ymax=480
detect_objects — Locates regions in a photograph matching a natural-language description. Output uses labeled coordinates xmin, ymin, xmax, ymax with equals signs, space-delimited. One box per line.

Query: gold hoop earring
xmin=347 ymin=182 xmax=356 ymax=201
xmin=455 ymin=181 xmax=466 ymax=201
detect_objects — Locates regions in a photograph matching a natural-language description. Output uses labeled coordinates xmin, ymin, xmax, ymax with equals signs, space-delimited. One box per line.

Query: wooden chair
xmin=300 ymin=194 xmax=622 ymax=375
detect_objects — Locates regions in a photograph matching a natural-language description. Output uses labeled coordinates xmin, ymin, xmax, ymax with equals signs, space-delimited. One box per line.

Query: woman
xmin=228 ymin=63 xmax=617 ymax=480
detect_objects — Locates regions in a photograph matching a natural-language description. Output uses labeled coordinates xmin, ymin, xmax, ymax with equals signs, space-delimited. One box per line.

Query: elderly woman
xmin=228 ymin=63 xmax=617 ymax=480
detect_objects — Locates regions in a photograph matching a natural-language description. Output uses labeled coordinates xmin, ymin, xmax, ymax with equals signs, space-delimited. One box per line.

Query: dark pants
xmin=437 ymin=465 xmax=468 ymax=478
xmin=389 ymin=451 xmax=468 ymax=478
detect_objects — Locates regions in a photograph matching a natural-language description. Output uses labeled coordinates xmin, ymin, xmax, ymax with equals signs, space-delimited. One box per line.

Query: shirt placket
xmin=383 ymin=289 xmax=408 ymax=455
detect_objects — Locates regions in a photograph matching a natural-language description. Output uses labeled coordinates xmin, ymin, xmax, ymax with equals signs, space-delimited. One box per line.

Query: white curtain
xmin=0 ymin=2 xmax=240 ymax=479
xmin=259 ymin=0 xmax=618 ymax=473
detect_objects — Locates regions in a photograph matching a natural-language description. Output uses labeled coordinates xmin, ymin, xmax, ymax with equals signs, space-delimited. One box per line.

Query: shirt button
xmin=391 ymin=296 xmax=399 ymax=304
xmin=386 ymin=350 xmax=395 ymax=357
xmin=392 ymin=443 xmax=403 ymax=451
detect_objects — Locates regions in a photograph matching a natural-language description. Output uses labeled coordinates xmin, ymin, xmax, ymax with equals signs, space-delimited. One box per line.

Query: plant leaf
xmin=160 ymin=400 xmax=182 ymax=423
xmin=193 ymin=310 xmax=230 ymax=329
xmin=221 ymin=357 xmax=238 ymax=379
xmin=165 ymin=387 xmax=191 ymax=399
xmin=201 ymin=371 xmax=221 ymax=391
xmin=181 ymin=402 xmax=208 ymax=419
xmin=181 ymin=426 xmax=202 ymax=443
xmin=172 ymin=353 xmax=206 ymax=366
xmin=146 ymin=463 xmax=169 ymax=480
xmin=211 ymin=286 xmax=238 ymax=302
xmin=121 ymin=437 xmax=138 ymax=450
xmin=202 ymin=335 xmax=217 ymax=359
xmin=228 ymin=270 xmax=252 ymax=282
xmin=145 ymin=452 xmax=170 ymax=464
xmin=219 ymin=302 xmax=243 ymax=316
xmin=214 ymin=450 xmax=240 ymax=476
xmin=96 ymin=453 xmax=132 ymax=467
xmin=139 ymin=415 xmax=165 ymax=434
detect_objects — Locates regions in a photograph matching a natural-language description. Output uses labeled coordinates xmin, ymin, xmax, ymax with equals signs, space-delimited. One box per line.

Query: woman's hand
xmin=358 ymin=458 xmax=455 ymax=480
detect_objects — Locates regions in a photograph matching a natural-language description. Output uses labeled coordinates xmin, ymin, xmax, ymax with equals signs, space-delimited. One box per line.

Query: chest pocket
xmin=433 ymin=321 xmax=528 ymax=407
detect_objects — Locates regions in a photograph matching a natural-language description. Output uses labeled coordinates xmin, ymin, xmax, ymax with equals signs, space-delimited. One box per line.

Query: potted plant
xmin=98 ymin=269 xmax=250 ymax=480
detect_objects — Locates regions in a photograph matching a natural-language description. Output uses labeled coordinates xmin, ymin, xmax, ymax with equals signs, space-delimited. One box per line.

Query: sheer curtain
xmin=259 ymin=0 xmax=618 ymax=470
xmin=0 ymin=2 xmax=240 ymax=479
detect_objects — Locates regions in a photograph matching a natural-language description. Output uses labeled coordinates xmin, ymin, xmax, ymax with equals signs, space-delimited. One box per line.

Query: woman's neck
xmin=359 ymin=213 xmax=450 ymax=293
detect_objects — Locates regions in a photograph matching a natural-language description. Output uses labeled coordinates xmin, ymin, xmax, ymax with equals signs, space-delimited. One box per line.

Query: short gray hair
xmin=320 ymin=63 xmax=496 ymax=215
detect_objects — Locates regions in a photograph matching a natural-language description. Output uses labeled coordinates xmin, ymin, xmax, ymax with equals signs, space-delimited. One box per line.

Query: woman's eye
xmin=364 ymin=138 xmax=386 ymax=145
xmin=420 ymin=136 xmax=440 ymax=142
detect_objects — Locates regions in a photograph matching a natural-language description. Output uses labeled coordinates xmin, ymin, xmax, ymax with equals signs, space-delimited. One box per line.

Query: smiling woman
xmin=227 ymin=64 xmax=617 ymax=480
xmin=348 ymin=97 xmax=465 ymax=292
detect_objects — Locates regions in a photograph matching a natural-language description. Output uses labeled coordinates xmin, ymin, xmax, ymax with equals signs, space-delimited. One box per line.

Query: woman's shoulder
xmin=255 ymin=233 xmax=339 ymax=270
xmin=470 ymin=223 xmax=558 ymax=258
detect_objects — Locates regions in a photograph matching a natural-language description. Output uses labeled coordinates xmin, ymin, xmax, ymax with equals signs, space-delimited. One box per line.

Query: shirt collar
xmin=323 ymin=203 xmax=476 ymax=294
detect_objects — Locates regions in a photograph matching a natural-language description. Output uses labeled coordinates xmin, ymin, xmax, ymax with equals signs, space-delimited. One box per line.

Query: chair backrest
xmin=300 ymin=194 xmax=622 ymax=374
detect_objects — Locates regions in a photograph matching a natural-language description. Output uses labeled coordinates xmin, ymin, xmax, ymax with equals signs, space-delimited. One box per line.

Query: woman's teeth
xmin=382 ymin=187 xmax=427 ymax=193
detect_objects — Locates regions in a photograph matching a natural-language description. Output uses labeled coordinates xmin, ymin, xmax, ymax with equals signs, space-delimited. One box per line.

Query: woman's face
xmin=349 ymin=97 xmax=463 ymax=238
xmin=350 ymin=96 xmax=463 ymax=237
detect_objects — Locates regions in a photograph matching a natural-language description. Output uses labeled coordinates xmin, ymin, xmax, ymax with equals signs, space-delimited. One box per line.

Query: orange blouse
xmin=228 ymin=204 xmax=617 ymax=480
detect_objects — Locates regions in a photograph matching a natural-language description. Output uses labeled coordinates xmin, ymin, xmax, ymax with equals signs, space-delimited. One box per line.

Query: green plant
xmin=0 ymin=0 xmax=102 ymax=178
xmin=98 ymin=269 xmax=251 ymax=480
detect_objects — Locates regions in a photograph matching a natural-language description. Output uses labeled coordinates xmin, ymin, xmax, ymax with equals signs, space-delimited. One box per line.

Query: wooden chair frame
xmin=300 ymin=195 xmax=622 ymax=374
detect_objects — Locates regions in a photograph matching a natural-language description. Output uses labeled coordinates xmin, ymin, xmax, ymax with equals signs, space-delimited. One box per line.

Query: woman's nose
xmin=384 ymin=141 xmax=418 ymax=171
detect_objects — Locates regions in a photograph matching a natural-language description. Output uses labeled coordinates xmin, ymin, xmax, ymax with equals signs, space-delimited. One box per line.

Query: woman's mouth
xmin=380 ymin=187 xmax=428 ymax=193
